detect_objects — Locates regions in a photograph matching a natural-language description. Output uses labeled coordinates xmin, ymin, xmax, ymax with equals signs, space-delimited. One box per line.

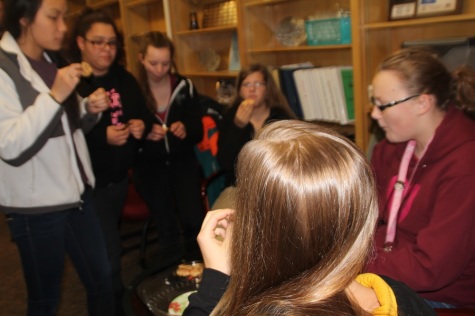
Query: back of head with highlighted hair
xmin=213 ymin=120 xmax=378 ymax=316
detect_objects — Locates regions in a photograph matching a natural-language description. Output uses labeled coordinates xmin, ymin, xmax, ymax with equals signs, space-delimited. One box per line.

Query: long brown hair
xmin=380 ymin=47 xmax=475 ymax=119
xmin=213 ymin=120 xmax=378 ymax=315
xmin=137 ymin=31 xmax=177 ymax=113
xmin=231 ymin=63 xmax=296 ymax=118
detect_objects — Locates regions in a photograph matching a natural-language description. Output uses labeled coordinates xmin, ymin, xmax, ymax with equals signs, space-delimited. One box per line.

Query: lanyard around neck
xmin=383 ymin=140 xmax=417 ymax=252
xmin=383 ymin=137 xmax=433 ymax=252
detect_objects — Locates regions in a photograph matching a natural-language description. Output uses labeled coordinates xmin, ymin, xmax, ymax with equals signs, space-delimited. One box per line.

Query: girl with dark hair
xmin=184 ymin=120 xmax=435 ymax=315
xmin=68 ymin=7 xmax=150 ymax=310
xmin=367 ymin=47 xmax=475 ymax=308
xmin=133 ymin=31 xmax=204 ymax=255
xmin=0 ymin=0 xmax=114 ymax=314
xmin=217 ymin=63 xmax=296 ymax=186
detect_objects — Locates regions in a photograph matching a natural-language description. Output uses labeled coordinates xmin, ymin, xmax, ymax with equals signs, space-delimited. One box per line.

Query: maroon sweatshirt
xmin=367 ymin=105 xmax=475 ymax=308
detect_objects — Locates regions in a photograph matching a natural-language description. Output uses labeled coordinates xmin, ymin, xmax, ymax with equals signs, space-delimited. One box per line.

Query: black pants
xmin=133 ymin=160 xmax=204 ymax=246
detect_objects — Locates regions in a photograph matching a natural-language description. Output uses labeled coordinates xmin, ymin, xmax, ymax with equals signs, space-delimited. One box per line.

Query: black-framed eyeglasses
xmin=370 ymin=94 xmax=420 ymax=112
xmin=84 ymin=38 xmax=118 ymax=49
xmin=242 ymin=81 xmax=266 ymax=89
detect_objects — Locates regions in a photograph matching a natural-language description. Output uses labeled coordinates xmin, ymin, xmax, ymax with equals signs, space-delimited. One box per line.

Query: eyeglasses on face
xmin=84 ymin=38 xmax=118 ymax=49
xmin=242 ymin=81 xmax=266 ymax=89
xmin=370 ymin=94 xmax=420 ymax=112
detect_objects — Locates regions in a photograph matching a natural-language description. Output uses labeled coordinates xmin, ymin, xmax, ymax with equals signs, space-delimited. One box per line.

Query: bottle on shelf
xmin=190 ymin=11 xmax=199 ymax=30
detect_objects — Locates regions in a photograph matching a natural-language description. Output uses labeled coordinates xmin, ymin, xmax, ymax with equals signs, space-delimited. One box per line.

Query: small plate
xmin=137 ymin=262 xmax=203 ymax=315
xmin=138 ymin=276 xmax=199 ymax=315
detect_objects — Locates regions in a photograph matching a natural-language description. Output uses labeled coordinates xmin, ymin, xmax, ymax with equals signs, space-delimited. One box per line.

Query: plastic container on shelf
xmin=305 ymin=16 xmax=351 ymax=45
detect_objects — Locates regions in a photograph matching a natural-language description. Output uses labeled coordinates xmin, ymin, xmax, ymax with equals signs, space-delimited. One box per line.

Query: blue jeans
xmin=7 ymin=188 xmax=115 ymax=316
xmin=93 ymin=176 xmax=128 ymax=306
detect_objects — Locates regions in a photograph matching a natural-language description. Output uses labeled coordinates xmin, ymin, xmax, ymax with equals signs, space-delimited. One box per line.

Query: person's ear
xmin=19 ymin=17 xmax=29 ymax=28
xmin=138 ymin=53 xmax=144 ymax=64
xmin=416 ymin=93 xmax=435 ymax=115
xmin=76 ymin=36 xmax=86 ymax=51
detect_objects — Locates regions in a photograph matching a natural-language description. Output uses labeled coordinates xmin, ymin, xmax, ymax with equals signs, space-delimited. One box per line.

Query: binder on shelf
xmin=320 ymin=67 xmax=340 ymax=122
xmin=278 ymin=62 xmax=314 ymax=119
xmin=293 ymin=68 xmax=317 ymax=120
xmin=292 ymin=66 xmax=354 ymax=125
xmin=340 ymin=67 xmax=355 ymax=124
xmin=327 ymin=66 xmax=354 ymax=125
xmin=327 ymin=67 xmax=347 ymax=123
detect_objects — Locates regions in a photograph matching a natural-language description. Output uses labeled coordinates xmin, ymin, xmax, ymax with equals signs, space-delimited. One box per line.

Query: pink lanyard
xmin=384 ymin=140 xmax=417 ymax=252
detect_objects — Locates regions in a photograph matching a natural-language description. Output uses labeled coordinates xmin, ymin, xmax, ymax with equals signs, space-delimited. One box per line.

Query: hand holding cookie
xmin=146 ymin=123 xmax=167 ymax=141
xmin=49 ymin=63 xmax=83 ymax=103
xmin=234 ymin=99 xmax=255 ymax=128
xmin=197 ymin=208 xmax=234 ymax=275
xmin=87 ymin=88 xmax=110 ymax=114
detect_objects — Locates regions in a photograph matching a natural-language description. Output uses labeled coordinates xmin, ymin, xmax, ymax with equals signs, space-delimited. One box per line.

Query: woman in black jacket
xmin=133 ymin=31 xmax=204 ymax=256
xmin=68 ymin=8 xmax=150 ymax=311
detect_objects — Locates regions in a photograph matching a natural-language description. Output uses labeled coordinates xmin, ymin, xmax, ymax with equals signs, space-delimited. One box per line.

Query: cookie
xmin=81 ymin=61 xmax=93 ymax=77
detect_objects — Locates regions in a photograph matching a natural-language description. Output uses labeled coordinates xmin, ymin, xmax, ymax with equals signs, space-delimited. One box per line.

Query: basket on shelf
xmin=305 ymin=17 xmax=351 ymax=46
xmin=202 ymin=0 xmax=237 ymax=28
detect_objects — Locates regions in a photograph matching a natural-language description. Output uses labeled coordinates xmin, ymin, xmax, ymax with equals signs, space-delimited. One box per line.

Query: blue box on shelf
xmin=305 ymin=17 xmax=351 ymax=46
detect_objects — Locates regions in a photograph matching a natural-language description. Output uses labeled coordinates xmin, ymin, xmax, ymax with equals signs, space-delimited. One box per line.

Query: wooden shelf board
xmin=125 ymin=0 xmax=159 ymax=8
xmin=175 ymin=25 xmax=237 ymax=36
xmin=245 ymin=0 xmax=293 ymax=8
xmin=88 ymin=0 xmax=118 ymax=9
xmin=365 ymin=13 xmax=475 ymax=30
xmin=182 ymin=70 xmax=239 ymax=78
xmin=249 ymin=44 xmax=352 ymax=53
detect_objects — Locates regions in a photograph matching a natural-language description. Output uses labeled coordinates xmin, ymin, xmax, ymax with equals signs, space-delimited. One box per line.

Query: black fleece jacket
xmin=76 ymin=63 xmax=151 ymax=187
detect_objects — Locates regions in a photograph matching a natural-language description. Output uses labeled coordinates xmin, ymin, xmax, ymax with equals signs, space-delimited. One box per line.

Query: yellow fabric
xmin=355 ymin=273 xmax=398 ymax=316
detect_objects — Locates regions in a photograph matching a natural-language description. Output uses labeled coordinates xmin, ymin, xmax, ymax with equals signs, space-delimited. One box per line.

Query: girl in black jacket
xmin=133 ymin=31 xmax=204 ymax=257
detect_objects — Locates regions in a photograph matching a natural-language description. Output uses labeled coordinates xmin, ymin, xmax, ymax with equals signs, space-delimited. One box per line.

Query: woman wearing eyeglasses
xmin=367 ymin=47 xmax=475 ymax=308
xmin=67 ymin=8 xmax=150 ymax=311
xmin=217 ymin=64 xmax=295 ymax=187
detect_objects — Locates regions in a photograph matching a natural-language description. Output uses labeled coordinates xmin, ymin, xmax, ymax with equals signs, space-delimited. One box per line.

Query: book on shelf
xmin=292 ymin=66 xmax=354 ymax=125
xmin=277 ymin=62 xmax=314 ymax=119
xmin=293 ymin=68 xmax=317 ymax=120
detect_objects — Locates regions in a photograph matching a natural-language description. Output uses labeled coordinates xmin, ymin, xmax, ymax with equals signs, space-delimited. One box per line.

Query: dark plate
xmin=136 ymin=264 xmax=202 ymax=315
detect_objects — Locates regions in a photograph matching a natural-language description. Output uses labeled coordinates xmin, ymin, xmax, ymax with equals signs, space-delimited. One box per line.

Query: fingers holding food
xmin=234 ymin=99 xmax=255 ymax=128
xmin=242 ymin=99 xmax=255 ymax=108
xmin=50 ymin=64 xmax=83 ymax=103
xmin=81 ymin=61 xmax=93 ymax=77
xmin=87 ymin=88 xmax=110 ymax=114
